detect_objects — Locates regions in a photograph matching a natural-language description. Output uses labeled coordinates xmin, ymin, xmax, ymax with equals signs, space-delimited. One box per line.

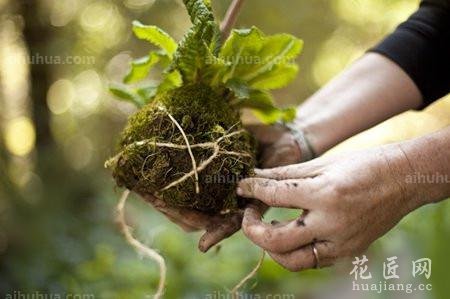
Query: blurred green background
xmin=0 ymin=0 xmax=449 ymax=298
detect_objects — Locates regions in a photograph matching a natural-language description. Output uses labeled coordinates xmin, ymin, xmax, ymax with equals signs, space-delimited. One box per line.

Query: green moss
xmin=109 ymin=83 xmax=256 ymax=214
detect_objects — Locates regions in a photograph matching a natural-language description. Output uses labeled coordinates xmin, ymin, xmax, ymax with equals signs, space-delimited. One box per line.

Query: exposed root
xmin=105 ymin=126 xmax=252 ymax=197
xmin=231 ymin=250 xmax=265 ymax=298
xmin=161 ymin=143 xmax=221 ymax=192
xmin=162 ymin=107 xmax=200 ymax=194
xmin=116 ymin=190 xmax=166 ymax=299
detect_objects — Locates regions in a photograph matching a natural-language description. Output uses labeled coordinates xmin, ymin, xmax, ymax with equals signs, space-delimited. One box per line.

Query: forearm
xmin=399 ymin=126 xmax=450 ymax=206
xmin=293 ymin=53 xmax=423 ymax=155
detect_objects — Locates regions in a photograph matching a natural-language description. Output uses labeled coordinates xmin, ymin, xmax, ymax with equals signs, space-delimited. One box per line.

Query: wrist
xmin=379 ymin=144 xmax=424 ymax=215
xmin=290 ymin=112 xmax=340 ymax=156
xmin=284 ymin=122 xmax=317 ymax=162
xmin=399 ymin=132 xmax=450 ymax=206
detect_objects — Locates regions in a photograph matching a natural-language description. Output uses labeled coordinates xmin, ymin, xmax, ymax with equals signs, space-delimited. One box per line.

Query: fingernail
xmin=236 ymin=187 xmax=243 ymax=196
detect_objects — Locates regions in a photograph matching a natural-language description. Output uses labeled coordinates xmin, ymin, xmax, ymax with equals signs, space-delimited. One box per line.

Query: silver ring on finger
xmin=312 ymin=242 xmax=320 ymax=269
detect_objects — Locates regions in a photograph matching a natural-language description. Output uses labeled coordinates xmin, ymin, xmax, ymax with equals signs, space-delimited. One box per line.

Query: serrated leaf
xmin=172 ymin=25 xmax=222 ymax=83
xmin=158 ymin=70 xmax=183 ymax=92
xmin=109 ymin=85 xmax=143 ymax=107
xmin=183 ymin=0 xmax=214 ymax=25
xmin=203 ymin=0 xmax=212 ymax=9
xmin=124 ymin=52 xmax=170 ymax=84
xmin=172 ymin=0 xmax=222 ymax=83
xmin=132 ymin=21 xmax=177 ymax=57
xmin=220 ymin=26 xmax=303 ymax=90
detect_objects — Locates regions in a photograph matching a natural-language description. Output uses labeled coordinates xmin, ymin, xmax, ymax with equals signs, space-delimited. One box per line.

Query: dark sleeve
xmin=370 ymin=0 xmax=450 ymax=108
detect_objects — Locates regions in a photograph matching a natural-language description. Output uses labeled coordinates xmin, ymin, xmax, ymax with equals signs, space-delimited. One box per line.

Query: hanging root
xmin=116 ymin=190 xmax=167 ymax=299
xmin=231 ymin=250 xmax=266 ymax=298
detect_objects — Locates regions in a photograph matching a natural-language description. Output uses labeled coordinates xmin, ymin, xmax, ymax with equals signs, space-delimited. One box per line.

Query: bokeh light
xmin=48 ymin=0 xmax=79 ymax=27
xmin=4 ymin=116 xmax=36 ymax=156
xmin=47 ymin=79 xmax=75 ymax=115
xmin=79 ymin=1 xmax=116 ymax=32
xmin=71 ymin=70 xmax=103 ymax=116
xmin=124 ymin=0 xmax=156 ymax=10
xmin=78 ymin=1 xmax=126 ymax=51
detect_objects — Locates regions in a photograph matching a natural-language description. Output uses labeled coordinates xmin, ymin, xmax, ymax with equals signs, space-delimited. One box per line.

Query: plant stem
xmin=220 ymin=0 xmax=246 ymax=40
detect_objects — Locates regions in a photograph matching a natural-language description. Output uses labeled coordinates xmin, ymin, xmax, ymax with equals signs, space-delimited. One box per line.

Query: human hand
xmin=141 ymin=193 xmax=251 ymax=252
xmin=237 ymin=144 xmax=422 ymax=271
xmin=246 ymin=124 xmax=302 ymax=168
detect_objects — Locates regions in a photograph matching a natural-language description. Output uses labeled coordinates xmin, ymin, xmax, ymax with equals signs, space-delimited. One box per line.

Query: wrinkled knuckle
xmin=243 ymin=181 xmax=255 ymax=197
xmin=270 ymin=187 xmax=281 ymax=206
xmin=272 ymin=167 xmax=285 ymax=178
xmin=262 ymin=229 xmax=275 ymax=245
xmin=279 ymin=170 xmax=291 ymax=179
xmin=324 ymin=183 xmax=349 ymax=207
xmin=262 ymin=185 xmax=279 ymax=206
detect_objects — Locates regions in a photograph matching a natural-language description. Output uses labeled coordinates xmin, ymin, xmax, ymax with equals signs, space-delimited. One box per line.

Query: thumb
xmin=198 ymin=211 xmax=243 ymax=252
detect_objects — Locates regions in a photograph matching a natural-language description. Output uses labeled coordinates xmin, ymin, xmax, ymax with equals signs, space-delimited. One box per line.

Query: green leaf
xmin=172 ymin=26 xmax=223 ymax=83
xmin=158 ymin=70 xmax=183 ymax=92
xmin=172 ymin=0 xmax=222 ymax=83
xmin=281 ymin=107 xmax=297 ymax=123
xmin=109 ymin=85 xmax=143 ymax=107
xmin=182 ymin=0 xmax=214 ymax=25
xmin=203 ymin=0 xmax=212 ymax=9
xmin=236 ymin=90 xmax=277 ymax=111
xmin=132 ymin=21 xmax=177 ymax=58
xmin=220 ymin=26 xmax=303 ymax=90
xmin=124 ymin=51 xmax=170 ymax=84
xmin=232 ymin=88 xmax=297 ymax=124
xmin=136 ymin=86 xmax=158 ymax=102
xmin=251 ymin=64 xmax=299 ymax=90
xmin=226 ymin=79 xmax=251 ymax=99
xmin=234 ymin=89 xmax=281 ymax=124
xmin=253 ymin=107 xmax=297 ymax=124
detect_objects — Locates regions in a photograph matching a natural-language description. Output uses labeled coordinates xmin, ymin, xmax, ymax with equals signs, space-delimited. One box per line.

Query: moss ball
xmin=110 ymin=83 xmax=256 ymax=214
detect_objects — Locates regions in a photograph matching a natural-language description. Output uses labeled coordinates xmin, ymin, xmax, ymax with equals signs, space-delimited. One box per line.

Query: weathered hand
xmin=246 ymin=124 xmax=302 ymax=168
xmin=141 ymin=193 xmax=249 ymax=252
xmin=237 ymin=144 xmax=423 ymax=271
